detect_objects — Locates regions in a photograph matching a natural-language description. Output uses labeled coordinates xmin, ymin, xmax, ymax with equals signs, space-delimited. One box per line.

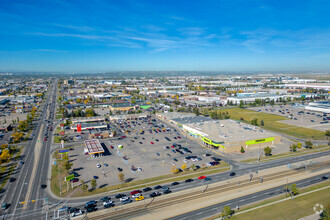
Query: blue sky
xmin=0 ymin=0 xmax=330 ymax=72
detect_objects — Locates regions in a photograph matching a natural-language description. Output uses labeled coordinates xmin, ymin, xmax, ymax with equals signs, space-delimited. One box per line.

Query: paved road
xmin=0 ymin=81 xmax=57 ymax=219
xmin=166 ymin=172 xmax=330 ymax=220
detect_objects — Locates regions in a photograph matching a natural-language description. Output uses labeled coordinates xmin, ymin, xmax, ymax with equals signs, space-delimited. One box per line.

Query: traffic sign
xmin=59 ymin=150 xmax=69 ymax=154
xmin=65 ymin=174 xmax=74 ymax=181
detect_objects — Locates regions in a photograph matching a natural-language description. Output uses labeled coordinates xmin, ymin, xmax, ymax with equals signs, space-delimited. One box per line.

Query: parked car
xmin=130 ymin=190 xmax=142 ymax=195
xmin=120 ymin=196 xmax=129 ymax=202
xmin=96 ymin=164 xmax=101 ymax=168
xmin=143 ymin=187 xmax=152 ymax=192
xmin=103 ymin=200 xmax=114 ymax=208
xmin=149 ymin=192 xmax=161 ymax=198
xmin=100 ymin=196 xmax=110 ymax=202
xmin=121 ymin=199 xmax=132 ymax=204
xmin=135 ymin=196 xmax=144 ymax=201
xmin=115 ymin=194 xmax=126 ymax=199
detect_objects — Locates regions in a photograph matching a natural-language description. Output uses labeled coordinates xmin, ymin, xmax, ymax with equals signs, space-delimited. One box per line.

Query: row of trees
xmin=63 ymin=108 xmax=97 ymax=118
xmin=209 ymin=111 xmax=230 ymax=120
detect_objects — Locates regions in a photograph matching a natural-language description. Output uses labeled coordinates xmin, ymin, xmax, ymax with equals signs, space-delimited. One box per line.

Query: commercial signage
xmin=65 ymin=174 xmax=74 ymax=181
xmin=59 ymin=149 xmax=69 ymax=154
xmin=77 ymin=124 xmax=82 ymax=132
xmin=245 ymin=137 xmax=275 ymax=145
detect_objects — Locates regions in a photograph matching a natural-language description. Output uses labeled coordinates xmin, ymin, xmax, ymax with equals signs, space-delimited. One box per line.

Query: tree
xmin=240 ymin=146 xmax=245 ymax=153
xmin=270 ymin=100 xmax=275 ymax=106
xmin=81 ymin=184 xmax=88 ymax=192
xmin=264 ymin=146 xmax=272 ymax=156
xmin=305 ymin=140 xmax=313 ymax=149
xmin=171 ymin=165 xmax=177 ymax=174
xmin=290 ymin=144 xmax=297 ymax=152
xmin=239 ymin=100 xmax=244 ymax=108
xmin=190 ymin=164 xmax=196 ymax=171
xmin=220 ymin=206 xmax=233 ymax=218
xmin=260 ymin=120 xmax=264 ymax=126
xmin=90 ymin=179 xmax=97 ymax=189
xmin=0 ymin=149 xmax=11 ymax=163
xmin=12 ymin=132 xmax=24 ymax=143
xmin=297 ymin=142 xmax=302 ymax=149
xmin=320 ymin=203 xmax=330 ymax=220
xmin=325 ymin=130 xmax=330 ymax=137
xmin=64 ymin=161 xmax=73 ymax=171
xmin=118 ymin=172 xmax=125 ymax=183
xmin=284 ymin=183 xmax=299 ymax=196
xmin=181 ymin=164 xmax=187 ymax=171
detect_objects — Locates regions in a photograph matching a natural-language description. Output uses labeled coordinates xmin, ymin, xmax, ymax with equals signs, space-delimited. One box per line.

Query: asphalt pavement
xmin=166 ymin=172 xmax=330 ymax=220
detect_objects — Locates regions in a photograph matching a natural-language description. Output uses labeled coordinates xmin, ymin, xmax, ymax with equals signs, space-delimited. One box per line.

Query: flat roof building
xmin=157 ymin=112 xmax=281 ymax=154
xmin=84 ymin=139 xmax=104 ymax=158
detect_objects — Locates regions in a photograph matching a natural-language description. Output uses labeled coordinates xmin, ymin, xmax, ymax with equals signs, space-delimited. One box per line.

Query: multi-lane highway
xmin=166 ymin=172 xmax=330 ymax=220
xmin=0 ymin=81 xmax=57 ymax=219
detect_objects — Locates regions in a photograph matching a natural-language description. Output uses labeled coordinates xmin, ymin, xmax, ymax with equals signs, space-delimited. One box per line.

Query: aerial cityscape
xmin=0 ymin=1 xmax=329 ymax=220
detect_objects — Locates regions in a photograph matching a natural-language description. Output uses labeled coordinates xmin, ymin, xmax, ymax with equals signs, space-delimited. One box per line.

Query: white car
xmin=71 ymin=210 xmax=83 ymax=217
xmin=183 ymin=159 xmax=188 ymax=163
xmin=132 ymin=193 xmax=142 ymax=199
xmin=171 ymin=162 xmax=176 ymax=166
xmin=96 ymin=164 xmax=101 ymax=168
xmin=120 ymin=196 xmax=129 ymax=202
xmin=103 ymin=200 xmax=114 ymax=206
xmin=206 ymin=163 xmax=212 ymax=166
xmin=138 ymin=168 xmax=142 ymax=172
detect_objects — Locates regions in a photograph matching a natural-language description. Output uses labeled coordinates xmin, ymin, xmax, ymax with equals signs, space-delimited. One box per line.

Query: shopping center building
xmin=157 ymin=112 xmax=281 ymax=154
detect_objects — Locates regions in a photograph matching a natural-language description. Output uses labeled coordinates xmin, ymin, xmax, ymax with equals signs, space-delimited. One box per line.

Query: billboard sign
xmin=65 ymin=174 xmax=74 ymax=181
xmin=77 ymin=124 xmax=82 ymax=132
xmin=59 ymin=149 xmax=68 ymax=154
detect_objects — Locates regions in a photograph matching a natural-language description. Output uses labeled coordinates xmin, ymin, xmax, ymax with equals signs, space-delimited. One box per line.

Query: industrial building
xmin=305 ymin=101 xmax=330 ymax=113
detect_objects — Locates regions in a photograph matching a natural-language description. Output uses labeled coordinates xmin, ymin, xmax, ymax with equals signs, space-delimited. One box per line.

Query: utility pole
xmin=257 ymin=145 xmax=260 ymax=163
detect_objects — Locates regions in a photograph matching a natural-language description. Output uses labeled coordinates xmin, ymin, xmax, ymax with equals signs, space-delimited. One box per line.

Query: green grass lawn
xmin=241 ymin=145 xmax=330 ymax=163
xmin=216 ymin=108 xmax=325 ymax=139
xmin=54 ymin=136 xmax=61 ymax=143
xmin=230 ymin=184 xmax=330 ymax=220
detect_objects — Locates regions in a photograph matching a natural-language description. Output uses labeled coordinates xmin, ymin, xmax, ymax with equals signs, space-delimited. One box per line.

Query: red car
xmin=151 ymin=142 xmax=154 ymax=144
xmin=177 ymin=136 xmax=181 ymax=139
xmin=171 ymin=145 xmax=175 ymax=148
xmin=121 ymin=136 xmax=126 ymax=139
xmin=110 ymin=146 xmax=114 ymax=149
xmin=130 ymin=190 xmax=142 ymax=195
xmin=44 ymin=138 xmax=47 ymax=141
xmin=70 ymin=178 xmax=79 ymax=183
xmin=198 ymin=176 xmax=206 ymax=180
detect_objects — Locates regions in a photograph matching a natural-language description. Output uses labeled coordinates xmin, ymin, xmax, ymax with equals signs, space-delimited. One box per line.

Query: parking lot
xmin=249 ymin=105 xmax=330 ymax=131
xmin=67 ymin=117 xmax=222 ymax=187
